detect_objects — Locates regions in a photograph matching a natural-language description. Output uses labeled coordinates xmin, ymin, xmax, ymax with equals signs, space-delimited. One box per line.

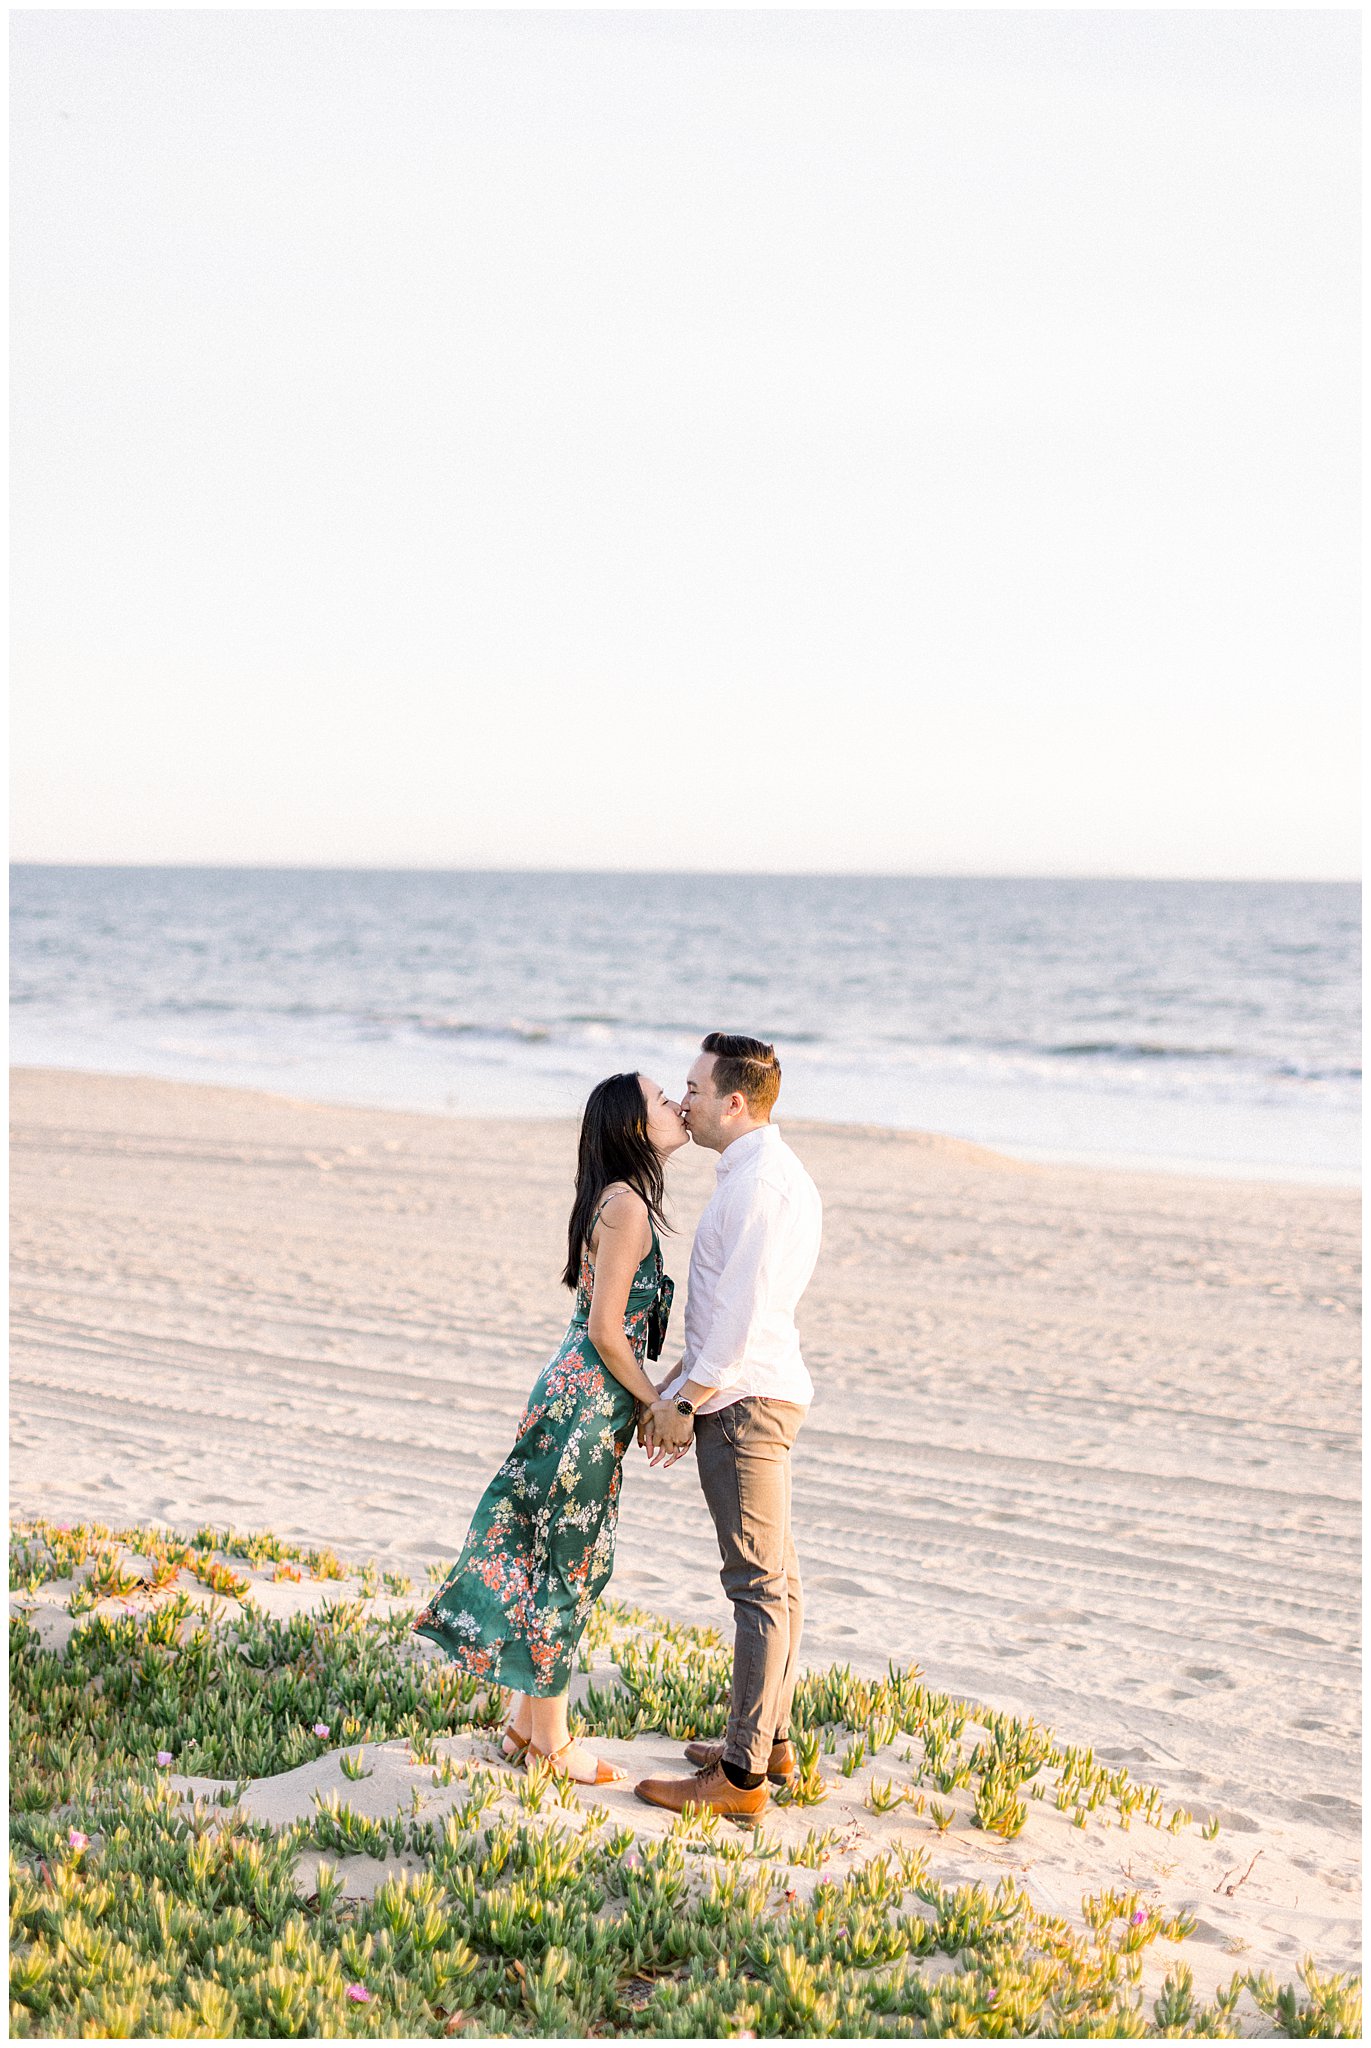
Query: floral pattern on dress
xmin=411 ymin=1230 xmax=671 ymax=1696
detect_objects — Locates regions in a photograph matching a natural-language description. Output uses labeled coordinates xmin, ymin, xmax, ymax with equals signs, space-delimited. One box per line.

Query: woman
xmin=412 ymin=1072 xmax=688 ymax=1784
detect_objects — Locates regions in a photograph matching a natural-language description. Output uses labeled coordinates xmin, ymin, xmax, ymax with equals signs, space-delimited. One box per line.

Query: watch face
xmin=676 ymin=1399 xmax=693 ymax=1415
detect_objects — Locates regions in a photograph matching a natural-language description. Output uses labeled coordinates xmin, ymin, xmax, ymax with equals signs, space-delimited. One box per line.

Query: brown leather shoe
xmin=682 ymin=1736 xmax=798 ymax=1787
xmin=634 ymin=1759 xmax=769 ymax=1817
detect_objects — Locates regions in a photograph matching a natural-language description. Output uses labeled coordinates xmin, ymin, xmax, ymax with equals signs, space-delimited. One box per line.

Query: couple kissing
xmin=412 ymin=1030 xmax=823 ymax=1817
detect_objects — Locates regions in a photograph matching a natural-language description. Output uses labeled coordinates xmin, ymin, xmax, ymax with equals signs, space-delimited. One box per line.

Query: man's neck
xmin=717 ymin=1117 xmax=770 ymax=1153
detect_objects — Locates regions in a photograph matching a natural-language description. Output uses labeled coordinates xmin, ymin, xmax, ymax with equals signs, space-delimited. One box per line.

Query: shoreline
xmin=10 ymin=1065 xmax=1360 ymax=1988
xmin=9 ymin=1059 xmax=1360 ymax=1191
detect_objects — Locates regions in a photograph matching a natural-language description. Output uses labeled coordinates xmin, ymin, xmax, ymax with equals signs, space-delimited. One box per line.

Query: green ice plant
xmin=143 ymin=1542 xmax=189 ymax=1592
xmin=972 ymin=1767 xmax=1029 ymax=1839
xmin=192 ymin=1557 xmax=251 ymax=1600
xmin=88 ymin=1549 xmax=143 ymax=1600
xmin=1245 ymin=1959 xmax=1363 ymax=2037
xmin=8 ymin=1516 xmax=1362 ymax=2040
xmin=306 ymin=1546 xmax=347 ymax=1581
xmin=775 ymin=1726 xmax=829 ymax=1806
xmin=786 ymin=1824 xmax=844 ymax=1869
xmin=668 ymin=1801 xmax=723 ymax=1849
xmin=865 ymin=1775 xmax=906 ymax=1814
xmin=866 ymin=1712 xmax=898 ymax=1754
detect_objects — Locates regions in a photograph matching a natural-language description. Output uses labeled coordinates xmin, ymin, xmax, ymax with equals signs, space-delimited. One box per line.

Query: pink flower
xmin=67 ymin=1829 xmax=89 ymax=1851
xmin=1131 ymin=1908 xmax=1148 ymax=1924
xmin=313 ymin=1723 xmax=330 ymax=1738
xmin=346 ymin=1984 xmax=371 ymax=2003
xmin=56 ymin=1523 xmax=70 ymax=1533
xmin=156 ymin=1750 xmax=173 ymax=1766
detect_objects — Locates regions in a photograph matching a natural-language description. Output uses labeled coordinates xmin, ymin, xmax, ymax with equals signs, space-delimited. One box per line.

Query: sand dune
xmin=9 ymin=1066 xmax=1360 ymax=1985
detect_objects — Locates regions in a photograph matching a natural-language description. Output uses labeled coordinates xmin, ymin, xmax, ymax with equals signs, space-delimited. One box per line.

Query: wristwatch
xmin=674 ymin=1397 xmax=695 ymax=1418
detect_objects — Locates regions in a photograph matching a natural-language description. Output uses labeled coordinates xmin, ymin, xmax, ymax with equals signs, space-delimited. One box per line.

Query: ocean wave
xmin=1043 ymin=1041 xmax=1234 ymax=1062
xmin=1276 ymin=1062 xmax=1362 ymax=1083
xmin=155 ymin=997 xmax=337 ymax=1020
xmin=411 ymin=1016 xmax=551 ymax=1045
xmin=38 ymin=998 xmax=1359 ymax=1094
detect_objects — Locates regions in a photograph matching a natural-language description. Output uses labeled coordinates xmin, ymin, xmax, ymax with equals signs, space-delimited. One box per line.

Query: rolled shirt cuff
xmin=663 ymin=1354 xmax=747 ymax=1402
xmin=682 ymin=1354 xmax=747 ymax=1394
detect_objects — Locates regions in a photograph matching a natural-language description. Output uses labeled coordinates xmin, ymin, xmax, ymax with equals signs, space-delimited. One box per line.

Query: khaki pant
xmin=694 ymin=1397 xmax=807 ymax=1775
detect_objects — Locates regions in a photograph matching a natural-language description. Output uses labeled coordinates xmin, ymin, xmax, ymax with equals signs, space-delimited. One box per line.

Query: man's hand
xmin=647 ymin=1398 xmax=694 ymax=1468
xmin=636 ymin=1403 xmax=657 ymax=1456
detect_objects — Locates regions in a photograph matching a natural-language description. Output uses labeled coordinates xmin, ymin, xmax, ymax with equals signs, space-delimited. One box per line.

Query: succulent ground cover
xmin=9 ymin=1518 xmax=1362 ymax=2038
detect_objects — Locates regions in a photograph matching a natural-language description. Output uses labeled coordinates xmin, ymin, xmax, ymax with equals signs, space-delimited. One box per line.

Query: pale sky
xmin=11 ymin=10 xmax=1360 ymax=876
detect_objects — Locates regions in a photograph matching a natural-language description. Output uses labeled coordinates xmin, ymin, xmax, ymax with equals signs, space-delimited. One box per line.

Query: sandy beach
xmin=9 ymin=1065 xmax=1360 ymax=1993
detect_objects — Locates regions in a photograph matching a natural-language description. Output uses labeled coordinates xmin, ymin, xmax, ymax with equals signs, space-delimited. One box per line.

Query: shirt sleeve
xmin=687 ymin=1177 xmax=790 ymax=1392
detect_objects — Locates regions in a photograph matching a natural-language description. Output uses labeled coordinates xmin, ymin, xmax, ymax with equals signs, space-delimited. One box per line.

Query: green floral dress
xmin=411 ymin=1226 xmax=672 ymax=1696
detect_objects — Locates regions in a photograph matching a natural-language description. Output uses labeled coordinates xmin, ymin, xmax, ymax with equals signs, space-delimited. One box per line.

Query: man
xmin=634 ymin=1032 xmax=823 ymax=1819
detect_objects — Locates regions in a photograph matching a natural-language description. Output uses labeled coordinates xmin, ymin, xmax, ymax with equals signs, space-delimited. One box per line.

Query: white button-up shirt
xmin=662 ymin=1123 xmax=823 ymax=1416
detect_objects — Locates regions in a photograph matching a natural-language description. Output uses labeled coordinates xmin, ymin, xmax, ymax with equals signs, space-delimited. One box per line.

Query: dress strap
xmin=587 ymin=1187 xmax=634 ymax=1245
xmin=583 ymin=1199 xmax=616 ymax=1271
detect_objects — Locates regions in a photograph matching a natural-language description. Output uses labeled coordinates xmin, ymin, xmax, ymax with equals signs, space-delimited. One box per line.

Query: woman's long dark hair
xmin=563 ymin=1072 xmax=667 ymax=1289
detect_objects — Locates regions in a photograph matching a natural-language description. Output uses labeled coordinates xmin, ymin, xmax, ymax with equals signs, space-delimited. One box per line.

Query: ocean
xmin=9 ymin=867 xmax=1360 ymax=1182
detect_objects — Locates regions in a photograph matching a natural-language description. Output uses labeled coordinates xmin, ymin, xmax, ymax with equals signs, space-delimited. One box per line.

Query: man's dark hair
xmin=701 ymin=1032 xmax=782 ymax=1117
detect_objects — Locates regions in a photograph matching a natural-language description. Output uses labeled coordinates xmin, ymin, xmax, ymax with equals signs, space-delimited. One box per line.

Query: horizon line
xmin=9 ymin=861 xmax=1361 ymax=886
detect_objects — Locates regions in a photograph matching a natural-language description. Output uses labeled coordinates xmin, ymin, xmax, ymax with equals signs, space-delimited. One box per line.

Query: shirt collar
xmin=715 ymin=1122 xmax=777 ymax=1180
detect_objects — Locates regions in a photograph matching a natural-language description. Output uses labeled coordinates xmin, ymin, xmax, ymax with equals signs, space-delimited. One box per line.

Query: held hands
xmin=635 ymin=1381 xmax=666 ymax=1455
xmin=637 ymin=1394 xmax=694 ymax=1470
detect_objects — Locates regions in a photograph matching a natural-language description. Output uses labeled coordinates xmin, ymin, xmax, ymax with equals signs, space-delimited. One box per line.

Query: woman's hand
xmin=647 ymin=1398 xmax=694 ymax=1468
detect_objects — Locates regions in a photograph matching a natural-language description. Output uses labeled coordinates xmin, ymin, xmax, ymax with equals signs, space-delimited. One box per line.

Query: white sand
xmin=9 ymin=1067 xmax=1360 ymax=1993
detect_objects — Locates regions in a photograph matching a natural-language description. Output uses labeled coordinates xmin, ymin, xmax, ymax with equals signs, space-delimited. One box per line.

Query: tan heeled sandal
xmin=497 ymin=1722 xmax=531 ymax=1763
xmin=526 ymin=1737 xmax=626 ymax=1786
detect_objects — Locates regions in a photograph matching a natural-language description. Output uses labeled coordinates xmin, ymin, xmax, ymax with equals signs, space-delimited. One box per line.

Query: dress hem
xmin=411 ymin=1620 xmax=571 ymax=1699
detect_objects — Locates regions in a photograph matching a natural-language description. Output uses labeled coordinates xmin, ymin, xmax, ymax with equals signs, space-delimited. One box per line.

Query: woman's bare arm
xmin=586 ymin=1192 xmax=662 ymax=1407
